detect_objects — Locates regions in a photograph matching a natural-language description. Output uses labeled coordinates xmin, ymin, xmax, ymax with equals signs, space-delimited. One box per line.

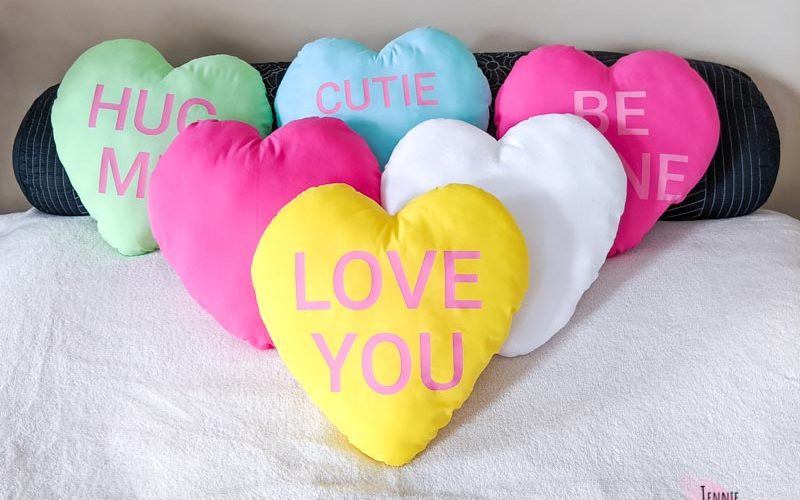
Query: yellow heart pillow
xmin=251 ymin=183 xmax=528 ymax=466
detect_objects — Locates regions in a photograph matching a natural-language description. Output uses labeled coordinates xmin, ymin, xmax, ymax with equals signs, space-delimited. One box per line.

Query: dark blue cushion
xmin=13 ymin=85 xmax=85 ymax=215
xmin=13 ymin=51 xmax=779 ymax=219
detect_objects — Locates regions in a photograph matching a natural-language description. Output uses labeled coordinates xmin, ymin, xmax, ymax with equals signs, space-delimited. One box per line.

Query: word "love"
xmin=88 ymin=84 xmax=217 ymax=199
xmin=574 ymin=90 xmax=689 ymax=202
xmin=314 ymin=332 xmax=463 ymax=394
xmin=295 ymin=250 xmax=482 ymax=311
xmin=316 ymin=73 xmax=438 ymax=114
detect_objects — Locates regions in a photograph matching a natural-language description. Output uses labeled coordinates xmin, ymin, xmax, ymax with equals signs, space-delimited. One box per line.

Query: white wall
xmin=1 ymin=0 xmax=798 ymax=217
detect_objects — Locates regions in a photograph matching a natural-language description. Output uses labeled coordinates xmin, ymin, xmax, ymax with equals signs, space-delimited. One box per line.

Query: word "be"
xmin=574 ymin=90 xmax=689 ymax=202
xmin=88 ymin=84 xmax=216 ymax=198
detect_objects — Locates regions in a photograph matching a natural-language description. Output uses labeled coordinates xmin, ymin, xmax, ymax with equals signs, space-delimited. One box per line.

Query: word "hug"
xmin=88 ymin=84 xmax=216 ymax=199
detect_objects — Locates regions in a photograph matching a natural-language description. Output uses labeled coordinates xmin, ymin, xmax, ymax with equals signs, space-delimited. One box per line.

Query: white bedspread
xmin=1 ymin=209 xmax=798 ymax=499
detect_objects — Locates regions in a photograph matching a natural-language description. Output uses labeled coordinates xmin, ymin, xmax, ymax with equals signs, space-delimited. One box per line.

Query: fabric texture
xmin=382 ymin=115 xmax=626 ymax=356
xmin=148 ymin=117 xmax=381 ymax=350
xmin=275 ymin=27 xmax=491 ymax=167
xmin=51 ymin=39 xmax=272 ymax=256
xmin=251 ymin=184 xmax=528 ymax=466
xmin=13 ymin=51 xmax=780 ymax=219
xmin=494 ymin=46 xmax=721 ymax=255
xmin=1 ymin=208 xmax=798 ymax=498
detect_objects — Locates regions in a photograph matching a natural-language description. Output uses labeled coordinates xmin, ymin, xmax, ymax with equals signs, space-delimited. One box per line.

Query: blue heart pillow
xmin=275 ymin=27 xmax=491 ymax=167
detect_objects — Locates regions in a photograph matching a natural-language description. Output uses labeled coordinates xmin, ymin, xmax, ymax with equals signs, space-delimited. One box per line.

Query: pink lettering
xmin=301 ymin=250 xmax=483 ymax=310
xmin=89 ymin=84 xmax=131 ymax=130
xmin=420 ymin=332 xmax=463 ymax=391
xmin=616 ymin=91 xmax=648 ymax=136
xmin=315 ymin=82 xmax=341 ymax=114
xmin=97 ymin=146 xmax=149 ymax=198
xmin=313 ymin=72 xmax=438 ymax=113
xmin=444 ymin=251 xmax=482 ymax=309
xmin=295 ymin=252 xmax=331 ymax=310
xmin=371 ymin=75 xmax=398 ymax=107
xmin=88 ymin=84 xmax=216 ymax=135
xmin=622 ymin=153 xmax=652 ymax=200
xmin=573 ymin=90 xmax=691 ymax=202
xmin=133 ymin=90 xmax=174 ymax=136
xmin=658 ymin=154 xmax=689 ymax=202
xmin=387 ymin=250 xmax=435 ymax=308
xmin=414 ymin=72 xmax=438 ymax=106
xmin=362 ymin=333 xmax=412 ymax=395
xmin=312 ymin=333 xmax=356 ymax=392
xmin=344 ymin=78 xmax=370 ymax=111
xmin=312 ymin=331 xmax=464 ymax=394
xmin=177 ymin=98 xmax=217 ymax=132
xmin=573 ymin=90 xmax=609 ymax=133
xmin=622 ymin=152 xmax=691 ymax=201
xmin=333 ymin=251 xmax=382 ymax=310
xmin=574 ymin=90 xmax=649 ymax=135
xmin=401 ymin=74 xmax=412 ymax=106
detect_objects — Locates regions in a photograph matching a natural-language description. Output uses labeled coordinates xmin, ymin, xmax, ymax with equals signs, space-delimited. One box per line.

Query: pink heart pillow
xmin=148 ymin=117 xmax=381 ymax=348
xmin=495 ymin=46 xmax=720 ymax=255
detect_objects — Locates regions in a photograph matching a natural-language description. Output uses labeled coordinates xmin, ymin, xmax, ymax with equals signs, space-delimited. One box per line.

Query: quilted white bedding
xmin=1 ymin=209 xmax=798 ymax=499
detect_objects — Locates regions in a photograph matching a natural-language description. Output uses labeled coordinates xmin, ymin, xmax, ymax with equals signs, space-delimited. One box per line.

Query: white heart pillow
xmin=382 ymin=115 xmax=627 ymax=356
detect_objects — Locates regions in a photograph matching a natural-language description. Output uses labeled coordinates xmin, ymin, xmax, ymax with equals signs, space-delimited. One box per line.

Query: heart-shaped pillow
xmin=383 ymin=116 xmax=626 ymax=356
xmin=495 ymin=45 xmax=720 ymax=255
xmin=251 ymin=183 xmax=528 ymax=465
xmin=274 ymin=27 xmax=491 ymax=167
xmin=52 ymin=39 xmax=272 ymax=255
xmin=148 ymin=117 xmax=381 ymax=349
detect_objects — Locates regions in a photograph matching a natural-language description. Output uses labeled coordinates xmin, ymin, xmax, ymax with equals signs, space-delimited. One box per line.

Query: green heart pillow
xmin=52 ymin=39 xmax=272 ymax=255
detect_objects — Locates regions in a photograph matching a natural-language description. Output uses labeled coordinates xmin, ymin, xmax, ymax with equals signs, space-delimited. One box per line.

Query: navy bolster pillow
xmin=13 ymin=51 xmax=779 ymax=219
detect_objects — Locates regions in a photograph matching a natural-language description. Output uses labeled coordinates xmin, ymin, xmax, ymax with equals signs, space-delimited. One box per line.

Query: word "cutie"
xmin=574 ymin=90 xmax=689 ymax=202
xmin=316 ymin=72 xmax=438 ymax=114
xmin=88 ymin=84 xmax=217 ymax=199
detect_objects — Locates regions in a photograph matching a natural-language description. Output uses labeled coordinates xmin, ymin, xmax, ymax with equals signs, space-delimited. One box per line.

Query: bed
xmin=1 ymin=208 xmax=797 ymax=499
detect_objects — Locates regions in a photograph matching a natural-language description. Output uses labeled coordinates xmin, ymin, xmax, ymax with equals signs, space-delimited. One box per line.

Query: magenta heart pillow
xmin=495 ymin=45 xmax=720 ymax=255
xmin=148 ymin=117 xmax=381 ymax=349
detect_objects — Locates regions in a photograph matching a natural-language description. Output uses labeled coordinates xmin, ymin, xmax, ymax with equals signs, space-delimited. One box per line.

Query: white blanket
xmin=1 ymin=209 xmax=798 ymax=499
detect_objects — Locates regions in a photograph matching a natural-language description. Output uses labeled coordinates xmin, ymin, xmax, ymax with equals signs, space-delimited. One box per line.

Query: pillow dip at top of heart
xmin=495 ymin=45 xmax=720 ymax=255
xmin=148 ymin=117 xmax=381 ymax=349
xmin=275 ymin=27 xmax=491 ymax=167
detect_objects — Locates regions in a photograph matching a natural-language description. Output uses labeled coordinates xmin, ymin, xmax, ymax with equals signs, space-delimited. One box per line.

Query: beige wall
xmin=1 ymin=0 xmax=798 ymax=217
